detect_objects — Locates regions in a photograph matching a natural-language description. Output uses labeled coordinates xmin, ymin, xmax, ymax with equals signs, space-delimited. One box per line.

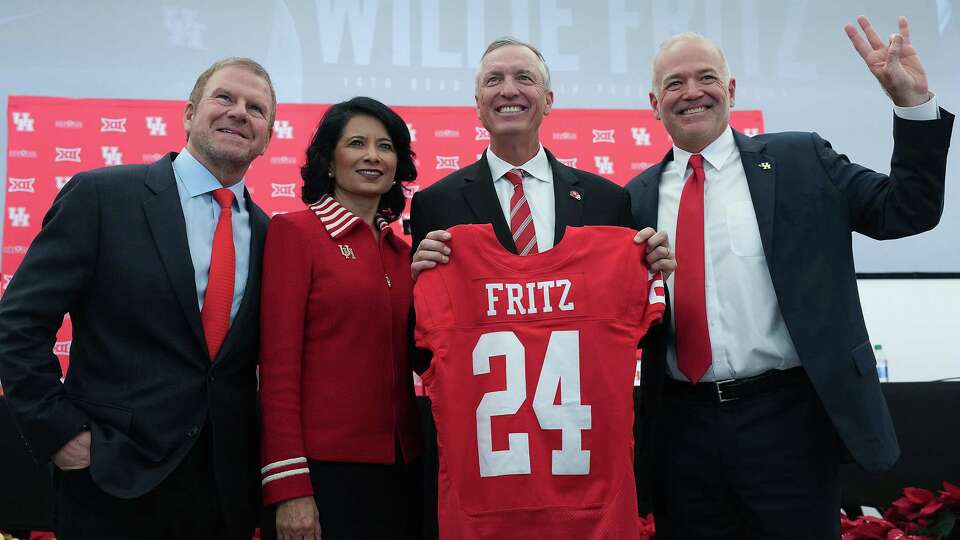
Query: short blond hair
xmin=188 ymin=57 xmax=277 ymax=126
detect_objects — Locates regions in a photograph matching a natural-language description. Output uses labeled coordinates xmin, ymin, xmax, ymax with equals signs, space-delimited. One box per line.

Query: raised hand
xmin=844 ymin=15 xmax=931 ymax=107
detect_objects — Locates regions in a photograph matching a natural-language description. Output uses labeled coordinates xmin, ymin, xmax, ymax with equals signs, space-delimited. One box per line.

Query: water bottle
xmin=874 ymin=344 xmax=889 ymax=382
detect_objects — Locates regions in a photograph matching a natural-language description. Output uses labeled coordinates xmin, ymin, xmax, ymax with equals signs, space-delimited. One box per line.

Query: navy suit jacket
xmin=625 ymin=111 xmax=954 ymax=472
xmin=410 ymin=148 xmax=635 ymax=253
xmin=0 ymin=153 xmax=268 ymax=535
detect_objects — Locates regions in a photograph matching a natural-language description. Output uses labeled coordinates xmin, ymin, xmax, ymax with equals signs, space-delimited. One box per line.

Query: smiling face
xmin=475 ymin=44 xmax=554 ymax=145
xmin=650 ymin=37 xmax=735 ymax=153
xmin=331 ymin=114 xmax=398 ymax=204
xmin=183 ymin=65 xmax=273 ymax=183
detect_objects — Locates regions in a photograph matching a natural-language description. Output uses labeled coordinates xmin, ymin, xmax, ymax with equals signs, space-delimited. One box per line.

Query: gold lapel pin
xmin=759 ymin=162 xmax=772 ymax=170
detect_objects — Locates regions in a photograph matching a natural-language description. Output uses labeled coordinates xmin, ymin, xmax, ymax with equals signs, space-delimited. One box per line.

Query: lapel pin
xmin=338 ymin=244 xmax=356 ymax=259
xmin=569 ymin=190 xmax=581 ymax=200
xmin=759 ymin=162 xmax=772 ymax=170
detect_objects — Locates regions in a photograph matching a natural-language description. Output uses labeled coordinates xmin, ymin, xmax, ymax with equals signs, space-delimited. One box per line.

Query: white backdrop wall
xmin=2 ymin=0 xmax=959 ymax=273
xmin=857 ymin=279 xmax=960 ymax=382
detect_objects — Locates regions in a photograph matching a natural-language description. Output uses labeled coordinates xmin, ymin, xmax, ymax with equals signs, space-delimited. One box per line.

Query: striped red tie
xmin=504 ymin=169 xmax=538 ymax=256
xmin=201 ymin=188 xmax=235 ymax=361
xmin=674 ymin=154 xmax=712 ymax=383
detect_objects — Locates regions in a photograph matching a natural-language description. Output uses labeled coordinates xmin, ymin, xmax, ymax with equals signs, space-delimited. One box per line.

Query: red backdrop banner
xmin=3 ymin=95 xmax=764 ymax=384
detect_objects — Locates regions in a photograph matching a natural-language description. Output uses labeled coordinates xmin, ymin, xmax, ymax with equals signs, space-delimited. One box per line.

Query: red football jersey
xmin=415 ymin=224 xmax=666 ymax=540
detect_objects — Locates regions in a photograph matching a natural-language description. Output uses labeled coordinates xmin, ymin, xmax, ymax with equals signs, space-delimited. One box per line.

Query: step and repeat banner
xmin=3 ymin=95 xmax=763 ymax=381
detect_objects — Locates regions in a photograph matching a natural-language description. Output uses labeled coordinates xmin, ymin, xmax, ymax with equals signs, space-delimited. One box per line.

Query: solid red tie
xmin=201 ymin=188 xmax=235 ymax=361
xmin=674 ymin=154 xmax=712 ymax=383
xmin=504 ymin=169 xmax=538 ymax=256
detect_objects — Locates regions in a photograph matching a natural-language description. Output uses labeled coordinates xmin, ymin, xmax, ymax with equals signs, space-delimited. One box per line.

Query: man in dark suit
xmin=626 ymin=17 xmax=954 ymax=539
xmin=410 ymin=37 xmax=675 ymax=274
xmin=409 ymin=37 xmax=675 ymax=539
xmin=0 ymin=57 xmax=275 ymax=539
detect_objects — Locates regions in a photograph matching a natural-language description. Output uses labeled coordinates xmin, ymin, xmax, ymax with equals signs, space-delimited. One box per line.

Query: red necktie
xmin=201 ymin=188 xmax=235 ymax=361
xmin=504 ymin=169 xmax=538 ymax=256
xmin=674 ymin=154 xmax=712 ymax=383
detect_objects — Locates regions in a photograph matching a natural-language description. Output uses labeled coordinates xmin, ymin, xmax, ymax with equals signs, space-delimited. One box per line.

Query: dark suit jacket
xmin=410 ymin=148 xmax=635 ymax=253
xmin=0 ymin=153 xmax=268 ymax=535
xmin=625 ymin=111 xmax=954 ymax=473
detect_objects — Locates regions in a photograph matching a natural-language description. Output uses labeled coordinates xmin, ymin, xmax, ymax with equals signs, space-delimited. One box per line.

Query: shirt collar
xmin=310 ymin=194 xmax=391 ymax=240
xmin=173 ymin=148 xmax=246 ymax=206
xmin=486 ymin=145 xmax=552 ymax=183
xmin=671 ymin=126 xmax=737 ymax=174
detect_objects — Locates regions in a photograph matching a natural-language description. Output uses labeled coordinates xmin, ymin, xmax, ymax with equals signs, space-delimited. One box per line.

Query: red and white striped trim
xmin=261 ymin=456 xmax=309 ymax=486
xmin=648 ymin=270 xmax=666 ymax=305
xmin=309 ymin=195 xmax=390 ymax=239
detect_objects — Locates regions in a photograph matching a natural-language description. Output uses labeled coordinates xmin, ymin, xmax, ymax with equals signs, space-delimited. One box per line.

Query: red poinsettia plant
xmin=638 ymin=512 xmax=656 ymax=540
xmin=842 ymin=482 xmax=960 ymax=540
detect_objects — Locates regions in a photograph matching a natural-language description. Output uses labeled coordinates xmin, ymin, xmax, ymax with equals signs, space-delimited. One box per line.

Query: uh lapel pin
xmin=569 ymin=190 xmax=582 ymax=200
xmin=759 ymin=162 xmax=772 ymax=170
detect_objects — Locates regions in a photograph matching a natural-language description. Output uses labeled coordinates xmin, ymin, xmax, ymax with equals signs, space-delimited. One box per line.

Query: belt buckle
xmin=714 ymin=378 xmax=739 ymax=403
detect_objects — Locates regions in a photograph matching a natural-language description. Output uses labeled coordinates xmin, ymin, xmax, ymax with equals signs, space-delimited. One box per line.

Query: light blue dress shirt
xmin=172 ymin=148 xmax=251 ymax=323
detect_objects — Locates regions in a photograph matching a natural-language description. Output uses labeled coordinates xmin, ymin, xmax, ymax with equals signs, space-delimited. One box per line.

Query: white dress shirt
xmin=487 ymin=146 xmax=557 ymax=252
xmin=658 ymin=98 xmax=940 ymax=382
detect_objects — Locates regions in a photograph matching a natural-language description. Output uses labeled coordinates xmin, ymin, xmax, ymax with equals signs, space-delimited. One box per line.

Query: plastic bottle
xmin=874 ymin=344 xmax=889 ymax=382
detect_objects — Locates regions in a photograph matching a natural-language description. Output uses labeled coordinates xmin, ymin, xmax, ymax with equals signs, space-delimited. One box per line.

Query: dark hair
xmin=301 ymin=97 xmax=417 ymax=221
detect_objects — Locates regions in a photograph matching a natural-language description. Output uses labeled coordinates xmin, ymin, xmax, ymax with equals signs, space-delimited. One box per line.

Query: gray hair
xmin=650 ymin=32 xmax=731 ymax=93
xmin=475 ymin=37 xmax=552 ymax=90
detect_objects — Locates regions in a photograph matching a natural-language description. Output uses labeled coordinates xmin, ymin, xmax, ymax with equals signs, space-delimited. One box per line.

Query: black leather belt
xmin=663 ymin=367 xmax=807 ymax=403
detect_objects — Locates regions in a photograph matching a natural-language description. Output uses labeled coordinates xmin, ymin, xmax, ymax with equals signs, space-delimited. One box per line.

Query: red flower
xmin=638 ymin=512 xmax=656 ymax=539
xmin=939 ymin=481 xmax=960 ymax=510
xmin=885 ymin=531 xmax=933 ymax=540
xmin=842 ymin=513 xmax=860 ymax=532
xmin=851 ymin=516 xmax=898 ymax=539
xmin=837 ymin=516 xmax=936 ymax=540
xmin=888 ymin=487 xmax=944 ymax=523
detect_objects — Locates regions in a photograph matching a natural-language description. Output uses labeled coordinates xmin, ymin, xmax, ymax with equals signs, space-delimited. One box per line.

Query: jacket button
xmin=187 ymin=426 xmax=200 ymax=437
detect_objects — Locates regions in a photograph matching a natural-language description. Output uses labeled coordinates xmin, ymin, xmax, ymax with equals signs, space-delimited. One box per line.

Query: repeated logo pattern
xmin=12 ymin=112 xmax=35 ymax=132
xmin=146 ymin=117 xmax=168 ymax=136
xmin=100 ymin=117 xmax=127 ymax=133
xmin=8 ymin=178 xmax=35 ymax=193
xmin=3 ymin=97 xmax=765 ymax=378
xmin=273 ymin=120 xmax=294 ymax=139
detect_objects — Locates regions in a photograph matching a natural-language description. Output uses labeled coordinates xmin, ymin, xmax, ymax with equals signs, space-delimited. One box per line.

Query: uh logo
xmin=12 ymin=112 xmax=35 ymax=132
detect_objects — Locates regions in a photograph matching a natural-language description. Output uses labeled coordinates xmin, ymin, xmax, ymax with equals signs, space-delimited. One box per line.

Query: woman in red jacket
xmin=259 ymin=97 xmax=422 ymax=540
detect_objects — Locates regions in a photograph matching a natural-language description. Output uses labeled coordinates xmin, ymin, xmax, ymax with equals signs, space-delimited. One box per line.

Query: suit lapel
xmin=142 ymin=153 xmax=206 ymax=352
xmin=733 ymin=130 xmax=776 ymax=259
xmin=547 ymin=149 xmax=583 ymax=243
xmin=461 ymin=152 xmax=518 ymax=253
xmin=631 ymin=150 xmax=673 ymax=230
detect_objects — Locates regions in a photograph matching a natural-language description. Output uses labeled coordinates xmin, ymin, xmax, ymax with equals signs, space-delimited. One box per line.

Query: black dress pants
xmin=53 ymin=429 xmax=241 ymax=540
xmin=652 ymin=374 xmax=843 ymax=540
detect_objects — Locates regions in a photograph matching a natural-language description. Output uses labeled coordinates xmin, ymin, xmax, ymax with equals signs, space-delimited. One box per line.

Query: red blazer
xmin=259 ymin=196 xmax=422 ymax=506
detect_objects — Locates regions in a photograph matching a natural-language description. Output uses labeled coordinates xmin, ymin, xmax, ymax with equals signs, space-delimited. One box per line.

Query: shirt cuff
xmin=894 ymin=94 xmax=940 ymax=121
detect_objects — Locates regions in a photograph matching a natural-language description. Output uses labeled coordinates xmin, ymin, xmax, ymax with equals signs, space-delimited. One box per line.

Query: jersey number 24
xmin=473 ymin=330 xmax=591 ymax=478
